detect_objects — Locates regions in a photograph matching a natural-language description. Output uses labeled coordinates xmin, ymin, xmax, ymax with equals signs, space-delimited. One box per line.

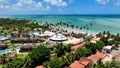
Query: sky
xmin=0 ymin=0 xmax=120 ymax=15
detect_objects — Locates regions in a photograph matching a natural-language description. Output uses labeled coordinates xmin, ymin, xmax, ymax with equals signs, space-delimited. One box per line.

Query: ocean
xmin=0 ymin=15 xmax=120 ymax=34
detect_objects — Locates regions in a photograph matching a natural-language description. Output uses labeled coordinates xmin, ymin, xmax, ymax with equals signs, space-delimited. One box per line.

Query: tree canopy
xmin=28 ymin=45 xmax=50 ymax=67
xmin=43 ymin=57 xmax=64 ymax=68
xmin=75 ymin=46 xmax=91 ymax=60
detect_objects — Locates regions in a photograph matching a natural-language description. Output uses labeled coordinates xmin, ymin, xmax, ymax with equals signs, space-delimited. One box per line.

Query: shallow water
xmin=0 ymin=15 xmax=120 ymax=34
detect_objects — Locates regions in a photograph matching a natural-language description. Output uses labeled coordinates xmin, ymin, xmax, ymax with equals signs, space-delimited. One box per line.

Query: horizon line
xmin=1 ymin=14 xmax=120 ymax=16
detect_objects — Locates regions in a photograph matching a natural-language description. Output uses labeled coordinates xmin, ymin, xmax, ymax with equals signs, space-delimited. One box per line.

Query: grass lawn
xmin=0 ymin=64 xmax=3 ymax=68
xmin=17 ymin=54 xmax=28 ymax=59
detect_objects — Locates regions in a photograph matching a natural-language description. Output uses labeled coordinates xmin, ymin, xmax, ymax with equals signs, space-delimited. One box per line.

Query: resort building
xmin=49 ymin=34 xmax=68 ymax=42
xmin=87 ymin=52 xmax=106 ymax=63
xmin=113 ymin=55 xmax=120 ymax=62
xmin=71 ymin=44 xmax=83 ymax=51
xmin=63 ymin=38 xmax=84 ymax=45
xmin=35 ymin=65 xmax=44 ymax=68
xmin=102 ymin=54 xmax=113 ymax=63
xmin=0 ymin=42 xmax=7 ymax=50
xmin=103 ymin=45 xmax=113 ymax=53
xmin=11 ymin=38 xmax=44 ymax=43
xmin=70 ymin=52 xmax=106 ymax=68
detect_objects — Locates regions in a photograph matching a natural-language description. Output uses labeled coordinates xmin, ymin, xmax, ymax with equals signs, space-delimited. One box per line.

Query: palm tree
xmin=71 ymin=24 xmax=75 ymax=32
xmin=65 ymin=53 xmax=75 ymax=65
xmin=76 ymin=26 xmax=79 ymax=29
xmin=66 ymin=24 xmax=69 ymax=28
xmin=7 ymin=42 xmax=18 ymax=56
xmin=0 ymin=54 xmax=8 ymax=68
xmin=79 ymin=27 xmax=82 ymax=30
xmin=90 ymin=23 xmax=93 ymax=26
xmin=86 ymin=27 xmax=89 ymax=33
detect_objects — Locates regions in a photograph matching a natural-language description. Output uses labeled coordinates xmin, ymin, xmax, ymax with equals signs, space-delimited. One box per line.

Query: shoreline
xmin=58 ymin=27 xmax=97 ymax=35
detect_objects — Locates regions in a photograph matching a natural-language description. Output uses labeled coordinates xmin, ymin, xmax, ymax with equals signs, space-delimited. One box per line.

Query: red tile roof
xmin=71 ymin=44 xmax=83 ymax=51
xmin=87 ymin=52 xmax=105 ymax=63
xmin=79 ymin=57 xmax=92 ymax=66
xmin=70 ymin=61 xmax=85 ymax=68
xmin=70 ymin=52 xmax=105 ymax=68
xmin=114 ymin=55 xmax=120 ymax=62
xmin=70 ymin=58 xmax=92 ymax=68
xmin=35 ymin=65 xmax=44 ymax=68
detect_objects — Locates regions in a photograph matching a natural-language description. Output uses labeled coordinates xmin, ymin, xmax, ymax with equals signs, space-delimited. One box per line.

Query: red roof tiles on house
xmin=87 ymin=52 xmax=105 ymax=63
xmin=79 ymin=57 xmax=92 ymax=66
xmin=70 ymin=58 xmax=92 ymax=68
xmin=35 ymin=65 xmax=44 ymax=68
xmin=114 ymin=55 xmax=120 ymax=62
xmin=71 ymin=44 xmax=83 ymax=51
xmin=70 ymin=61 xmax=85 ymax=68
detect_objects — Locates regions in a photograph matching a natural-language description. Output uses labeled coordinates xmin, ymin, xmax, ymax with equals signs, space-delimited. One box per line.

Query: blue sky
xmin=0 ymin=0 xmax=120 ymax=15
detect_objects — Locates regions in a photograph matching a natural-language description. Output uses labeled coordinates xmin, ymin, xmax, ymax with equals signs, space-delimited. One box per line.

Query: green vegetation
xmin=43 ymin=57 xmax=64 ymax=68
xmin=0 ymin=18 xmax=120 ymax=68
xmin=28 ymin=45 xmax=50 ymax=67
xmin=17 ymin=54 xmax=28 ymax=59
xmin=85 ymin=40 xmax=105 ymax=54
xmin=75 ymin=46 xmax=91 ymax=60
xmin=0 ymin=54 xmax=8 ymax=68
xmin=89 ymin=61 xmax=120 ymax=68
xmin=62 ymin=52 xmax=75 ymax=66
xmin=0 ymin=18 xmax=49 ymax=37
xmin=54 ymin=43 xmax=71 ymax=57
xmin=5 ymin=58 xmax=25 ymax=68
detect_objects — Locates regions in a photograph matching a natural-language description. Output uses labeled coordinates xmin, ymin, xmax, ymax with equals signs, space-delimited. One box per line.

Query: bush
xmin=5 ymin=58 xmax=25 ymax=68
xmin=54 ymin=43 xmax=71 ymax=57
xmin=75 ymin=46 xmax=91 ymax=60
xmin=43 ymin=57 xmax=64 ymax=68
xmin=28 ymin=45 xmax=50 ymax=67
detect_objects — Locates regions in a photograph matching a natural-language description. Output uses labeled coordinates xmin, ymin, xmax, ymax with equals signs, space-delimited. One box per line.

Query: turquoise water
xmin=0 ymin=15 xmax=120 ymax=34
xmin=0 ymin=48 xmax=20 ymax=55
xmin=0 ymin=36 xmax=6 ymax=39
xmin=29 ymin=31 xmax=35 ymax=36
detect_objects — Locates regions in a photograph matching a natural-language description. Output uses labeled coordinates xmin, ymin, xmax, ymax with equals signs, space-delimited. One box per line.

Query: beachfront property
xmin=1 ymin=0 xmax=120 ymax=67
xmin=0 ymin=18 xmax=120 ymax=68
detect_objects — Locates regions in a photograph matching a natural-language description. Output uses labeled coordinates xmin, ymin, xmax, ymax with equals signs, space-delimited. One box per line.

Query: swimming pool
xmin=29 ymin=31 xmax=39 ymax=35
xmin=0 ymin=48 xmax=20 ymax=55
xmin=0 ymin=36 xmax=6 ymax=39
xmin=29 ymin=31 xmax=35 ymax=35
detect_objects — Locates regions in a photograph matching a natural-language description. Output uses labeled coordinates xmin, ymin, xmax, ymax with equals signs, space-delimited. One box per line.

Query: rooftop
xmin=63 ymin=38 xmax=84 ymax=45
xmin=70 ymin=61 xmax=85 ymax=68
xmin=79 ymin=57 xmax=92 ymax=66
xmin=103 ymin=45 xmax=113 ymax=50
xmin=71 ymin=44 xmax=83 ymax=51
xmin=87 ymin=52 xmax=105 ymax=63
xmin=114 ymin=55 xmax=120 ymax=62
xmin=35 ymin=65 xmax=44 ymax=68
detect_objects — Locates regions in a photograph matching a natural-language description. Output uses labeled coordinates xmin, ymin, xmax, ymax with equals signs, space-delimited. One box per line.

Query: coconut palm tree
xmin=71 ymin=24 xmax=75 ymax=32
xmin=79 ymin=27 xmax=82 ymax=30
xmin=76 ymin=26 xmax=79 ymax=29
xmin=64 ymin=53 xmax=75 ymax=65
xmin=90 ymin=23 xmax=93 ymax=26
xmin=0 ymin=54 xmax=8 ymax=68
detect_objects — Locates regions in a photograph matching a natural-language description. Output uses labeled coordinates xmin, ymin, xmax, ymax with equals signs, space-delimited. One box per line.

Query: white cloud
xmin=12 ymin=0 xmax=43 ymax=10
xmin=0 ymin=0 xmax=69 ymax=12
xmin=96 ymin=0 xmax=109 ymax=5
xmin=69 ymin=0 xmax=74 ymax=3
xmin=115 ymin=0 xmax=120 ymax=5
xmin=46 ymin=6 xmax=50 ymax=10
xmin=0 ymin=0 xmax=9 ymax=8
xmin=44 ymin=0 xmax=67 ymax=7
